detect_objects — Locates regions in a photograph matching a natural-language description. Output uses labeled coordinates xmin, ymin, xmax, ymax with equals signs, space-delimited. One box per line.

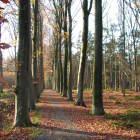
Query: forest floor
xmin=0 ymin=89 xmax=140 ymax=139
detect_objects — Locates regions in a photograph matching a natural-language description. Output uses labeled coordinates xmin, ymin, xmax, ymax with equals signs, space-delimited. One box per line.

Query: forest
xmin=0 ymin=0 xmax=140 ymax=139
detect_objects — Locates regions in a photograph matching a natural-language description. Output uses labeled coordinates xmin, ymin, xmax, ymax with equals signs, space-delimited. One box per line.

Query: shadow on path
xmin=35 ymin=125 xmax=107 ymax=140
xmin=33 ymin=90 xmax=130 ymax=140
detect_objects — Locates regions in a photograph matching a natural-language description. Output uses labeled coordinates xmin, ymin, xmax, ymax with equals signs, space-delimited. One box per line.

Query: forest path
xmin=34 ymin=89 xmax=105 ymax=140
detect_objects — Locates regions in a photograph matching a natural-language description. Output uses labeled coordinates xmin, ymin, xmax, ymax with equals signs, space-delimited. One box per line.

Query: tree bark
xmin=0 ymin=50 xmax=3 ymax=92
xmin=68 ymin=0 xmax=73 ymax=101
xmin=57 ymin=29 xmax=63 ymax=94
xmin=122 ymin=0 xmax=126 ymax=96
xmin=39 ymin=16 xmax=44 ymax=92
xmin=92 ymin=0 xmax=104 ymax=115
xmin=75 ymin=0 xmax=92 ymax=107
xmin=62 ymin=0 xmax=68 ymax=97
xmin=33 ymin=0 xmax=40 ymax=101
xmin=14 ymin=0 xmax=32 ymax=127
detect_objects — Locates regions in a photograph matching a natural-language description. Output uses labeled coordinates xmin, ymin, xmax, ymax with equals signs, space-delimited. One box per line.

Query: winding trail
xmin=34 ymin=90 xmax=106 ymax=140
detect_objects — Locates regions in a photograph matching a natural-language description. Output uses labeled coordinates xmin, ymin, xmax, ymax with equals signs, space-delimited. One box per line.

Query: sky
xmin=1 ymin=0 xmax=119 ymax=59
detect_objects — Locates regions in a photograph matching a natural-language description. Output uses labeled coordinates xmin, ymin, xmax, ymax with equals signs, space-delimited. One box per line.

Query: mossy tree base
xmin=14 ymin=120 xmax=32 ymax=127
xmin=92 ymin=106 xmax=105 ymax=116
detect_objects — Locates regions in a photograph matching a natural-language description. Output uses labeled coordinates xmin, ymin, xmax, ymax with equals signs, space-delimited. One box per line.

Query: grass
xmin=105 ymin=109 xmax=140 ymax=130
xmin=133 ymin=95 xmax=140 ymax=101
xmin=0 ymin=92 xmax=10 ymax=99
xmin=29 ymin=109 xmax=42 ymax=138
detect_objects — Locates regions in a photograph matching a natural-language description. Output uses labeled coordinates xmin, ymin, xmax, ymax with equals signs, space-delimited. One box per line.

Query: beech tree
xmin=92 ymin=0 xmax=104 ymax=115
xmin=14 ymin=0 xmax=32 ymax=126
xmin=33 ymin=0 xmax=40 ymax=100
xmin=67 ymin=0 xmax=73 ymax=101
xmin=75 ymin=0 xmax=93 ymax=106
xmin=62 ymin=0 xmax=68 ymax=97
xmin=52 ymin=0 xmax=64 ymax=94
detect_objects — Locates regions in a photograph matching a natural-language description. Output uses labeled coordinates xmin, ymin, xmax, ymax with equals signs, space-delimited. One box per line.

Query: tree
xmin=92 ymin=0 xmax=104 ymax=115
xmin=39 ymin=16 xmax=44 ymax=92
xmin=52 ymin=0 xmax=63 ymax=94
xmin=14 ymin=0 xmax=32 ymax=126
xmin=62 ymin=0 xmax=68 ymax=97
xmin=75 ymin=0 xmax=93 ymax=106
xmin=118 ymin=0 xmax=126 ymax=96
xmin=67 ymin=0 xmax=73 ymax=101
xmin=33 ymin=0 xmax=40 ymax=100
xmin=0 ymin=50 xmax=2 ymax=92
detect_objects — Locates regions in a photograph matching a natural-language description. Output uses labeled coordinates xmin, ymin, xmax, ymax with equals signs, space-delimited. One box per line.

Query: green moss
xmin=29 ymin=128 xmax=41 ymax=138
xmin=0 ymin=92 xmax=10 ymax=99
xmin=133 ymin=95 xmax=140 ymax=101
xmin=32 ymin=112 xmax=40 ymax=124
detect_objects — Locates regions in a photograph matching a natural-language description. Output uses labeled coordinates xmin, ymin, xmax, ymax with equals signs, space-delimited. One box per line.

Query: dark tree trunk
xmin=29 ymin=26 xmax=36 ymax=110
xmin=33 ymin=0 xmax=39 ymax=101
xmin=39 ymin=16 xmax=44 ymax=92
xmin=14 ymin=0 xmax=32 ymax=127
xmin=53 ymin=39 xmax=58 ymax=90
xmin=68 ymin=0 xmax=73 ymax=101
xmin=133 ymin=34 xmax=138 ymax=92
xmin=52 ymin=0 xmax=63 ymax=94
xmin=0 ymin=24 xmax=3 ymax=92
xmin=57 ymin=30 xmax=63 ymax=94
xmin=122 ymin=0 xmax=126 ymax=96
xmin=92 ymin=0 xmax=104 ymax=115
xmin=62 ymin=1 xmax=68 ymax=97
xmin=75 ymin=0 xmax=90 ymax=107
xmin=0 ymin=50 xmax=3 ymax=92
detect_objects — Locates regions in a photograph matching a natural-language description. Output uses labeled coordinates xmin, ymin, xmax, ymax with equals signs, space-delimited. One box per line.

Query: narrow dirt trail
xmin=34 ymin=90 xmax=106 ymax=140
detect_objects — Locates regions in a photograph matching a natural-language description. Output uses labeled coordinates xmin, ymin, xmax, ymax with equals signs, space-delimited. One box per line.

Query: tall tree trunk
xmin=39 ymin=16 xmax=44 ymax=92
xmin=115 ymin=55 xmax=117 ymax=91
xmin=57 ymin=29 xmax=63 ymax=94
xmin=0 ymin=24 xmax=3 ymax=93
xmin=53 ymin=40 xmax=58 ymax=90
xmin=62 ymin=0 xmax=68 ymax=97
xmin=133 ymin=34 xmax=138 ymax=92
xmin=104 ymin=54 xmax=106 ymax=90
xmin=110 ymin=57 xmax=112 ymax=89
xmin=122 ymin=0 xmax=126 ymax=96
xmin=14 ymin=0 xmax=32 ymax=127
xmin=128 ymin=53 xmax=132 ymax=90
xmin=29 ymin=21 xmax=36 ymax=110
xmin=75 ymin=0 xmax=93 ymax=107
xmin=0 ymin=50 xmax=3 ymax=92
xmin=68 ymin=0 xmax=73 ymax=101
xmin=33 ymin=0 xmax=39 ymax=100
xmin=92 ymin=0 xmax=104 ymax=115
xmin=52 ymin=0 xmax=63 ymax=94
